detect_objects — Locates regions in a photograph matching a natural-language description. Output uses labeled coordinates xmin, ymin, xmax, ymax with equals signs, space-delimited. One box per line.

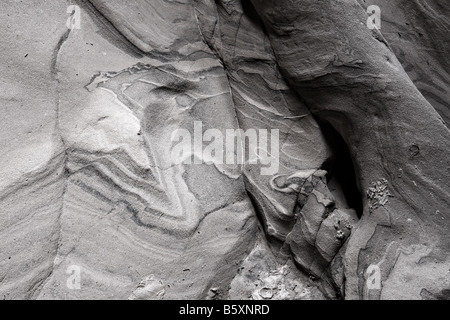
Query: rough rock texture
xmin=251 ymin=0 xmax=450 ymax=299
xmin=0 ymin=0 xmax=449 ymax=300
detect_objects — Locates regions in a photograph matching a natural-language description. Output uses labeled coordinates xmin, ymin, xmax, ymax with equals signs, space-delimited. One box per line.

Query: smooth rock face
xmin=358 ymin=0 xmax=450 ymax=126
xmin=0 ymin=0 xmax=448 ymax=300
xmin=0 ymin=0 xmax=67 ymax=299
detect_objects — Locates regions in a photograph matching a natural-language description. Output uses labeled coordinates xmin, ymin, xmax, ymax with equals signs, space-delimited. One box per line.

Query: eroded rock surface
xmin=1 ymin=0 xmax=448 ymax=300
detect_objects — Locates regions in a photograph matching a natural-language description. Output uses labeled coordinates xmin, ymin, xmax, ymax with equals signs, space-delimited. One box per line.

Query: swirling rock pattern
xmin=0 ymin=0 xmax=448 ymax=300
xmin=251 ymin=0 xmax=450 ymax=299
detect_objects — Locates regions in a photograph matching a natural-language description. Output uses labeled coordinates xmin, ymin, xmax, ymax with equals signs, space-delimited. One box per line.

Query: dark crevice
xmin=245 ymin=190 xmax=265 ymax=231
xmin=317 ymin=119 xmax=363 ymax=218
xmin=241 ymin=0 xmax=263 ymax=26
xmin=244 ymin=187 xmax=289 ymax=259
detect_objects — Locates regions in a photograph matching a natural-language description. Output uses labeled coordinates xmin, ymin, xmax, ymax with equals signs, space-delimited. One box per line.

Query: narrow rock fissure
xmin=317 ymin=119 xmax=363 ymax=219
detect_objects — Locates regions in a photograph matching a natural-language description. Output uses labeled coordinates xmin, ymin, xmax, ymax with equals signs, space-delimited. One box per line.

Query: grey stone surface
xmin=0 ymin=0 xmax=448 ymax=300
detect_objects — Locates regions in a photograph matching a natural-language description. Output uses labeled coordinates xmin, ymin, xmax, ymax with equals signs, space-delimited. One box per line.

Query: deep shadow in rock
xmin=317 ymin=118 xmax=363 ymax=219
